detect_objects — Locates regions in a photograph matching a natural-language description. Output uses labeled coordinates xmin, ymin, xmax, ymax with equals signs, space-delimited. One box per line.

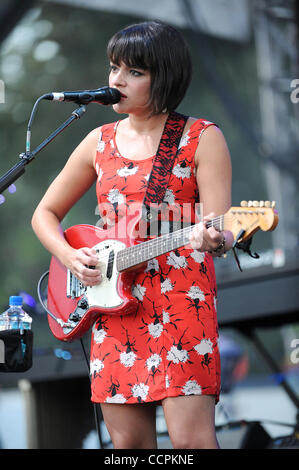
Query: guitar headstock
xmin=226 ymin=200 xmax=279 ymax=242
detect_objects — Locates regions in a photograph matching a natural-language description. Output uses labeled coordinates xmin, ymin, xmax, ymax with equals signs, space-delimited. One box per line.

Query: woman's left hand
xmin=188 ymin=212 xmax=234 ymax=255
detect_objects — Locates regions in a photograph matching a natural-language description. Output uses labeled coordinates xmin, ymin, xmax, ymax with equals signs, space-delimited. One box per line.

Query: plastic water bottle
xmin=0 ymin=296 xmax=32 ymax=333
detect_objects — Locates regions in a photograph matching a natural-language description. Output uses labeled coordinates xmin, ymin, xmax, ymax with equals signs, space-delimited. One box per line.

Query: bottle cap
xmin=9 ymin=296 xmax=23 ymax=306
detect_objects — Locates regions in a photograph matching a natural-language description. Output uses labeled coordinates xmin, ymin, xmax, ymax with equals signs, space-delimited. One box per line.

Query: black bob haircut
xmin=107 ymin=20 xmax=192 ymax=115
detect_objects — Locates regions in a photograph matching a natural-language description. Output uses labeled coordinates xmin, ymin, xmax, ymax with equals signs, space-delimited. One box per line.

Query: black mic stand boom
xmin=0 ymin=105 xmax=86 ymax=194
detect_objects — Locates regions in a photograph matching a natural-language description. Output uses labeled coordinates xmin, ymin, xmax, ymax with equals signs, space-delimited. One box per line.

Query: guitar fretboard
xmin=116 ymin=216 xmax=224 ymax=272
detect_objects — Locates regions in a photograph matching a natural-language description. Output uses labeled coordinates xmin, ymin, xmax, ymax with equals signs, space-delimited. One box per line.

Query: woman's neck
xmin=126 ymin=112 xmax=168 ymax=135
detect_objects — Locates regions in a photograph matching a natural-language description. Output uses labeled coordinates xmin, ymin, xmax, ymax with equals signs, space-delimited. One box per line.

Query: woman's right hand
xmin=64 ymin=246 xmax=102 ymax=287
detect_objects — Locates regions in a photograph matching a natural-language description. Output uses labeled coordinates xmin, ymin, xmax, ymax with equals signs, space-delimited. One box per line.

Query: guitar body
xmin=47 ymin=214 xmax=141 ymax=342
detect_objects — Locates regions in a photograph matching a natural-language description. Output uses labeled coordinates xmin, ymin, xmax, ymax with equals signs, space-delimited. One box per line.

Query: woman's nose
xmin=111 ymin=69 xmax=126 ymax=87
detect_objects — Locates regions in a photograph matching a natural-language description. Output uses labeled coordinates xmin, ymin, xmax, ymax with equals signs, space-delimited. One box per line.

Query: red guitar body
xmin=47 ymin=212 xmax=142 ymax=342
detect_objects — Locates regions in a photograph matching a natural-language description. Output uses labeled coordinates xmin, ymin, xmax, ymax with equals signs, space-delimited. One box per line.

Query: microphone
xmin=42 ymin=86 xmax=121 ymax=105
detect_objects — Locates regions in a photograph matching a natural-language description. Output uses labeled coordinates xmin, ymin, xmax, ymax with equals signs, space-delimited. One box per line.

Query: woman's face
xmin=108 ymin=61 xmax=152 ymax=116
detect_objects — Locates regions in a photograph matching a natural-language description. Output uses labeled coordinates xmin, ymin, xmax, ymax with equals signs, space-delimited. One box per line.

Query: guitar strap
xmin=141 ymin=111 xmax=188 ymax=233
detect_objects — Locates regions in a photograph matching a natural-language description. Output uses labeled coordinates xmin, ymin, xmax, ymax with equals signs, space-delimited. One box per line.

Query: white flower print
xmin=187 ymin=285 xmax=205 ymax=301
xmin=96 ymin=132 xmax=105 ymax=153
xmin=145 ymin=258 xmax=159 ymax=272
xmin=166 ymin=346 xmax=189 ymax=364
xmin=165 ymin=375 xmax=170 ymax=389
xmin=182 ymin=379 xmax=202 ymax=395
xmin=146 ymin=353 xmax=162 ymax=371
xmin=148 ymin=322 xmax=163 ymax=339
xmin=92 ymin=327 xmax=107 ymax=345
xmin=194 ymin=338 xmax=213 ymax=355
xmin=167 ymin=251 xmax=187 ymax=269
xmin=172 ymin=163 xmax=191 ymax=179
xmin=117 ymin=165 xmax=139 ymax=178
xmin=90 ymin=358 xmax=104 ymax=376
xmin=132 ymin=283 xmax=146 ymax=301
xmin=190 ymin=250 xmax=205 ymax=264
xmin=131 ymin=383 xmax=149 ymax=401
xmin=163 ymin=188 xmax=175 ymax=205
xmin=161 ymin=277 xmax=174 ymax=294
xmin=178 ymin=130 xmax=190 ymax=149
xmin=105 ymin=394 xmax=127 ymax=404
xmin=107 ymin=188 xmax=125 ymax=205
xmin=97 ymin=167 xmax=103 ymax=183
xmin=162 ymin=309 xmax=170 ymax=324
xmin=120 ymin=351 xmax=136 ymax=368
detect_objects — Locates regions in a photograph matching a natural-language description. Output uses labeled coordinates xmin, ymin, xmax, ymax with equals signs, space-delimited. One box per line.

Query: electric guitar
xmin=47 ymin=201 xmax=278 ymax=342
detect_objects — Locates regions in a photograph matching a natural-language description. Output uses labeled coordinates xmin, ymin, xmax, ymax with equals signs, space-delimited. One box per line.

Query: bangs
xmin=107 ymin=27 xmax=154 ymax=71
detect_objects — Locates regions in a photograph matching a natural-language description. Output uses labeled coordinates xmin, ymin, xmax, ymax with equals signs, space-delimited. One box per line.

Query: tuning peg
xmin=264 ymin=201 xmax=271 ymax=207
xmin=259 ymin=201 xmax=264 ymax=207
xmin=248 ymin=200 xmax=253 ymax=207
xmin=240 ymin=200 xmax=248 ymax=207
xmin=252 ymin=201 xmax=259 ymax=207
xmin=271 ymin=201 xmax=276 ymax=208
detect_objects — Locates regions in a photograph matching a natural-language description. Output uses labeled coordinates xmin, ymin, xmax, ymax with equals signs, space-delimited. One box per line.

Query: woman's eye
xmin=130 ymin=69 xmax=143 ymax=77
xmin=109 ymin=64 xmax=118 ymax=73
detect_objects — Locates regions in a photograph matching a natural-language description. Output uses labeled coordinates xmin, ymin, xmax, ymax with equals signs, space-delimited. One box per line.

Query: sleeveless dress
xmin=90 ymin=117 xmax=221 ymax=404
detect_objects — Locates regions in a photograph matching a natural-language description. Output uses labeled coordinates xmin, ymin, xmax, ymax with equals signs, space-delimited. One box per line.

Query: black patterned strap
xmin=142 ymin=111 xmax=188 ymax=222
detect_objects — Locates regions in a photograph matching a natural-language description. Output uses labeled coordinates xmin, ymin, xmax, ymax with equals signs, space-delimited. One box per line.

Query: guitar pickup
xmin=106 ymin=250 xmax=114 ymax=279
xmin=66 ymin=269 xmax=86 ymax=299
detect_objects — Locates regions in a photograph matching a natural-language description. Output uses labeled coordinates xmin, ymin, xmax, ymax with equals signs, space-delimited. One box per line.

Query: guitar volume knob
xmin=77 ymin=298 xmax=89 ymax=309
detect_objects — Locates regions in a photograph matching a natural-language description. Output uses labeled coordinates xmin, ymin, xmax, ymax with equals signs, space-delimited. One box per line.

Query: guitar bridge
xmin=66 ymin=269 xmax=86 ymax=298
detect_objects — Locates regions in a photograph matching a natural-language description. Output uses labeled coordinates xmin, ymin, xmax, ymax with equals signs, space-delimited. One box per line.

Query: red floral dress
xmin=90 ymin=117 xmax=221 ymax=404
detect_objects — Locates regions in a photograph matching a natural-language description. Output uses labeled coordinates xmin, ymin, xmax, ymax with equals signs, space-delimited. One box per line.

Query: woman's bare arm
xmin=189 ymin=125 xmax=234 ymax=254
xmin=31 ymin=127 xmax=102 ymax=285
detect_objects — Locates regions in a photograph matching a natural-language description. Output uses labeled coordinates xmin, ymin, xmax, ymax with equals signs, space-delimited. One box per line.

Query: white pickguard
xmin=85 ymin=239 xmax=126 ymax=309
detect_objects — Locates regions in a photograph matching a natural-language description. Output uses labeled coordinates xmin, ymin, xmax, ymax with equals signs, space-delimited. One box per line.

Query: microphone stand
xmin=0 ymin=104 xmax=87 ymax=194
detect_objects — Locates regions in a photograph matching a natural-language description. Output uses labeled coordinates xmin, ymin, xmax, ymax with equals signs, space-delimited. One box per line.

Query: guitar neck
xmin=116 ymin=215 xmax=225 ymax=272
